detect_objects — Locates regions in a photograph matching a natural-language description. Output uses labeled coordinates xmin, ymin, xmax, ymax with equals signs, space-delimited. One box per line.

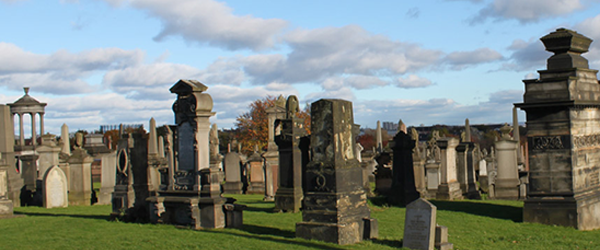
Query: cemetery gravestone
xmin=403 ymin=198 xmax=437 ymax=250
xmin=388 ymin=125 xmax=420 ymax=206
xmin=43 ymin=166 xmax=68 ymax=208
xmin=296 ymin=99 xmax=377 ymax=245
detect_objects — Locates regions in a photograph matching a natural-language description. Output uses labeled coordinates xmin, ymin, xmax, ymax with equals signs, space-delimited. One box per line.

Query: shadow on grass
xmin=203 ymin=226 xmax=344 ymax=250
xmin=240 ymin=224 xmax=295 ymax=238
xmin=14 ymin=211 xmax=110 ymax=221
xmin=430 ymin=200 xmax=522 ymax=222
xmin=371 ymin=238 xmax=403 ymax=248
xmin=243 ymin=206 xmax=276 ymax=213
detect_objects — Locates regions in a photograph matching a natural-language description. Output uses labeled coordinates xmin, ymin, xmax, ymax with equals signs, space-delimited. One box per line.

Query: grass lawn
xmin=2 ymin=194 xmax=599 ymax=249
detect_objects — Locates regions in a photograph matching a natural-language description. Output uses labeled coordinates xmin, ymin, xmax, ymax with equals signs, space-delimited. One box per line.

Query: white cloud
xmin=109 ymin=0 xmax=288 ymax=51
xmin=394 ymin=75 xmax=434 ymax=88
xmin=471 ymin=0 xmax=583 ymax=24
xmin=443 ymin=48 xmax=504 ymax=69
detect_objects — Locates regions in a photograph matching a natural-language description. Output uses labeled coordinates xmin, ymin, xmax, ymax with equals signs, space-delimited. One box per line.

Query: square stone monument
xmin=517 ymin=28 xmax=600 ymax=230
xmin=296 ymin=99 xmax=377 ymax=245
xmin=436 ymin=138 xmax=463 ymax=200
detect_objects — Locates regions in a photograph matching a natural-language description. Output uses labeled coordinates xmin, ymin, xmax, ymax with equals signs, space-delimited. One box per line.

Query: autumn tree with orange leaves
xmin=235 ymin=96 xmax=310 ymax=154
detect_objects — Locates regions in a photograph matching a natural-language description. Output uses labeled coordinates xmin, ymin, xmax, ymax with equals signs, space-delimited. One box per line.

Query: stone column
xmin=296 ymin=99 xmax=378 ymax=245
xmin=31 ymin=113 xmax=36 ymax=146
xmin=60 ymin=124 xmax=70 ymax=156
xmin=376 ymin=121 xmax=382 ymax=152
xmin=263 ymin=96 xmax=286 ymax=198
xmin=494 ymin=125 xmax=520 ymax=200
xmin=436 ymin=138 xmax=462 ymax=200
xmin=39 ymin=113 xmax=44 ymax=137
xmin=455 ymin=143 xmax=469 ymax=194
xmin=19 ymin=113 xmax=24 ymax=146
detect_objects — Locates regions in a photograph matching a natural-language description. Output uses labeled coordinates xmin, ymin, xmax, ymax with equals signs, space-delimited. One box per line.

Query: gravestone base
xmin=524 ymin=191 xmax=600 ymax=230
xmin=222 ymin=182 xmax=243 ymax=194
xmin=110 ymin=186 xmax=135 ymax=219
xmin=147 ymin=191 xmax=228 ymax=229
xmin=0 ymin=199 xmax=13 ymax=216
xmin=296 ymin=221 xmax=363 ymax=245
xmin=274 ymin=187 xmax=302 ymax=212
xmin=246 ymin=182 xmax=265 ymax=195
xmin=69 ymin=191 xmax=91 ymax=206
xmin=479 ymin=176 xmax=489 ymax=193
xmin=494 ymin=178 xmax=519 ymax=200
xmin=436 ymin=181 xmax=463 ymax=200
xmin=97 ymin=187 xmax=114 ymax=205
xmin=224 ymin=203 xmax=246 ymax=228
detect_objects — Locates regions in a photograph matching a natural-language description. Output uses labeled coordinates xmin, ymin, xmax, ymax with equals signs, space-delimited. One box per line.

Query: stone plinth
xmin=425 ymin=161 xmax=440 ymax=198
xmin=223 ymin=152 xmax=244 ymax=194
xmin=296 ymin=99 xmax=377 ymax=245
xmin=436 ymin=138 xmax=462 ymax=200
xmin=246 ymin=152 xmax=265 ymax=194
xmin=518 ymin=28 xmax=600 ymax=230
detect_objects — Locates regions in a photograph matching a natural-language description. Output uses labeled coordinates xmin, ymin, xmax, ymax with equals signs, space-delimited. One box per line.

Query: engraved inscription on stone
xmin=178 ymin=122 xmax=195 ymax=171
xmin=574 ymin=134 xmax=600 ymax=149
xmin=0 ymin=170 xmax=7 ymax=198
xmin=403 ymin=198 xmax=436 ymax=250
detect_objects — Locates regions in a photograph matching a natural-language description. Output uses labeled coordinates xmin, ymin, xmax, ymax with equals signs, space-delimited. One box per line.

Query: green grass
xmin=2 ymin=194 xmax=600 ymax=249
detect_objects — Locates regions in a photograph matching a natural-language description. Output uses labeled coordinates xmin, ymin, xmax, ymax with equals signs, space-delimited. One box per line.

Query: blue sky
xmin=2 ymin=0 xmax=600 ymax=135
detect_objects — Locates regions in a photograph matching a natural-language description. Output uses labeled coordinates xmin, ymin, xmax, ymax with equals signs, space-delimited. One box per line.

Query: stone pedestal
xmin=68 ymin=148 xmax=93 ymax=206
xmin=436 ymin=138 xmax=462 ymax=200
xmin=223 ymin=152 xmax=244 ymax=194
xmin=464 ymin=143 xmax=481 ymax=199
xmin=0 ymin=168 xmax=14 ymax=216
xmin=456 ymin=143 xmax=469 ymax=194
xmin=296 ymin=99 xmax=377 ymax=245
xmin=246 ymin=152 xmax=265 ymax=194
xmin=494 ymin=130 xmax=520 ymax=200
xmin=518 ymin=28 xmax=600 ymax=230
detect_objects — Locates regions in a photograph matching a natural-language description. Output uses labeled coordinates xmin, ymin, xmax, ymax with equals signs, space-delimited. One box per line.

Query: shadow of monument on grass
xmin=14 ymin=211 xmax=110 ymax=221
xmin=240 ymin=224 xmax=295 ymax=238
xmin=371 ymin=238 xmax=403 ymax=248
xmin=202 ymin=226 xmax=345 ymax=250
xmin=430 ymin=200 xmax=522 ymax=222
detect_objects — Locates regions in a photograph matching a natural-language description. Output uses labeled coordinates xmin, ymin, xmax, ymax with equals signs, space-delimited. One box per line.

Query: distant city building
xmin=382 ymin=122 xmax=398 ymax=131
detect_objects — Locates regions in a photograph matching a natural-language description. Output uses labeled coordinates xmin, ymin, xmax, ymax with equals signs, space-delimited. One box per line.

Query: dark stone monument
xmin=517 ymin=28 xmax=600 ymax=230
xmin=296 ymin=99 xmax=378 ymax=245
xmin=274 ymin=96 xmax=307 ymax=213
xmin=388 ymin=123 xmax=420 ymax=206
xmin=464 ymin=142 xmax=482 ymax=199
xmin=110 ymin=130 xmax=135 ymax=220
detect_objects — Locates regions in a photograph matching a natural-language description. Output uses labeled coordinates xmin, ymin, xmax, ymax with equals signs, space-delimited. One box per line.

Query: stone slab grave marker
xmin=403 ymin=198 xmax=436 ymax=250
xmin=43 ymin=166 xmax=68 ymax=208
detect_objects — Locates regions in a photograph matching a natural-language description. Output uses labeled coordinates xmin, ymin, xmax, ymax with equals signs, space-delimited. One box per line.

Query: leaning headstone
xmin=42 ymin=166 xmax=68 ymax=208
xmin=296 ymin=99 xmax=377 ymax=245
xmin=403 ymin=198 xmax=437 ymax=250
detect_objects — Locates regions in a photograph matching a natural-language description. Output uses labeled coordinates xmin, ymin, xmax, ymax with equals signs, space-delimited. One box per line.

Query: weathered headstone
xmin=425 ymin=132 xmax=441 ymax=198
xmin=0 ymin=168 xmax=13 ymax=216
xmin=42 ymin=166 xmax=68 ymax=208
xmin=296 ymin=99 xmax=377 ymax=245
xmin=493 ymin=124 xmax=519 ymax=200
xmin=403 ymin=198 xmax=437 ymax=250
xmin=436 ymin=138 xmax=463 ymax=200
xmin=37 ymin=134 xmax=61 ymax=182
xmin=274 ymin=95 xmax=308 ymax=213
xmin=68 ymin=147 xmax=93 ymax=206
xmin=0 ymin=105 xmax=24 ymax=207
xmin=223 ymin=151 xmax=244 ymax=194
xmin=246 ymin=150 xmax=265 ymax=194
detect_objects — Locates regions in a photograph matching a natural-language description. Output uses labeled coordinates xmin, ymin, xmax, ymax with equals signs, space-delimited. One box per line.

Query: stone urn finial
xmin=24 ymin=87 xmax=30 ymax=95
xmin=540 ymin=28 xmax=593 ymax=70
xmin=500 ymin=123 xmax=513 ymax=140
